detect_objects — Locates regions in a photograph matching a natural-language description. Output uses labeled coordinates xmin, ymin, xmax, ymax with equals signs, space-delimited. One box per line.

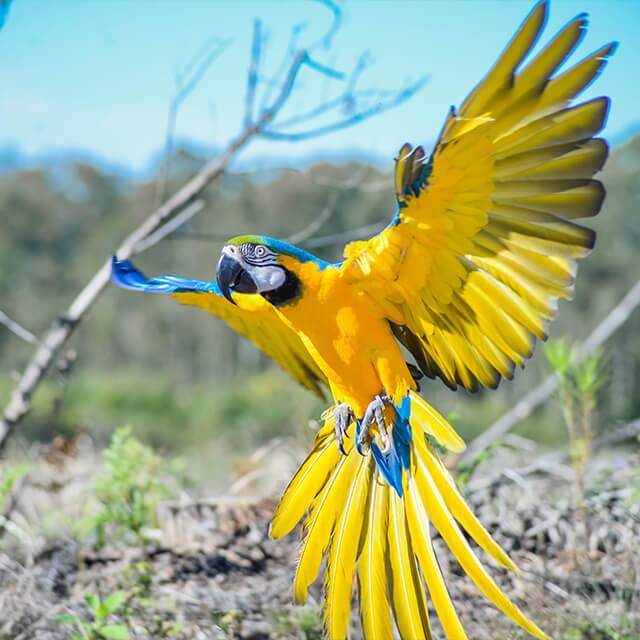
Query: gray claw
xmin=333 ymin=403 xmax=354 ymax=455
xmin=357 ymin=393 xmax=391 ymax=454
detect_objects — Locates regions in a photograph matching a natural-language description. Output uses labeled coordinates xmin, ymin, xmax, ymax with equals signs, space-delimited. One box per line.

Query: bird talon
xmin=333 ymin=403 xmax=355 ymax=455
xmin=357 ymin=392 xmax=392 ymax=454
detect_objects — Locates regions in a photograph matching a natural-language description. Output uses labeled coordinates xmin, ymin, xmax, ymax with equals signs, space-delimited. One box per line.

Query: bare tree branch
xmin=133 ymin=199 xmax=205 ymax=254
xmin=155 ymin=38 xmax=230 ymax=206
xmin=285 ymin=192 xmax=340 ymax=245
xmin=0 ymin=8 xmax=427 ymax=451
xmin=260 ymin=70 xmax=428 ymax=142
xmin=302 ymin=221 xmax=385 ymax=249
xmin=0 ymin=310 xmax=37 ymax=345
xmin=244 ymin=20 xmax=262 ymax=130
xmin=465 ymin=279 xmax=640 ymax=459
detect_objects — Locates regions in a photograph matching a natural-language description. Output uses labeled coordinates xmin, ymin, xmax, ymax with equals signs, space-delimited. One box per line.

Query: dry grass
xmin=1 ymin=436 xmax=639 ymax=639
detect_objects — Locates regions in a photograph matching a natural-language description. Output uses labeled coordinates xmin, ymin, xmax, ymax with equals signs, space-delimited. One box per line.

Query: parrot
xmin=111 ymin=1 xmax=616 ymax=637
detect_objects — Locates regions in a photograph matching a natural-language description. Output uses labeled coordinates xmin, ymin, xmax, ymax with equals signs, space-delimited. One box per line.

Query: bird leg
xmin=333 ymin=403 xmax=355 ymax=456
xmin=357 ymin=392 xmax=392 ymax=454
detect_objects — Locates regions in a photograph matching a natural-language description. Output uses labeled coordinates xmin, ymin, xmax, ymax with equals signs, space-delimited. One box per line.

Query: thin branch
xmin=260 ymin=76 xmax=428 ymax=142
xmin=154 ymin=38 xmax=230 ymax=206
xmin=174 ymin=219 xmax=386 ymax=250
xmin=465 ymin=279 xmax=640 ymax=459
xmin=285 ymin=192 xmax=339 ymax=245
xmin=0 ymin=310 xmax=37 ymax=345
xmin=133 ymin=199 xmax=205 ymax=253
xmin=272 ymin=87 xmax=400 ymax=131
xmin=0 ymin=124 xmax=257 ymax=452
xmin=302 ymin=221 xmax=385 ymax=249
xmin=467 ymin=418 xmax=640 ymax=494
xmin=244 ymin=20 xmax=262 ymax=129
xmin=310 ymin=0 xmax=342 ymax=51
xmin=0 ymin=8 xmax=426 ymax=451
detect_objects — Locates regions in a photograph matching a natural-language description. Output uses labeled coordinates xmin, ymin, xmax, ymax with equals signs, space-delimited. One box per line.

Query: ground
xmin=1 ymin=437 xmax=639 ymax=640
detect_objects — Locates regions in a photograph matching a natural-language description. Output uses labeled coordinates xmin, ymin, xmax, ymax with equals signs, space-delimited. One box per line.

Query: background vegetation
xmin=1 ymin=134 xmax=639 ymax=481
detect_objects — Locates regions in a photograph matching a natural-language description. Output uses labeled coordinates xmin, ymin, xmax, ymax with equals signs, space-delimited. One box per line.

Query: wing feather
xmin=339 ymin=4 xmax=615 ymax=391
xmin=111 ymin=258 xmax=327 ymax=396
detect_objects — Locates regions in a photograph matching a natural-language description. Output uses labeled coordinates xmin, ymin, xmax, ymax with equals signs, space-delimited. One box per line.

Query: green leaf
xmin=84 ymin=592 xmax=101 ymax=613
xmin=53 ymin=614 xmax=78 ymax=625
xmin=102 ymin=591 xmax=126 ymax=615
xmin=99 ymin=624 xmax=130 ymax=640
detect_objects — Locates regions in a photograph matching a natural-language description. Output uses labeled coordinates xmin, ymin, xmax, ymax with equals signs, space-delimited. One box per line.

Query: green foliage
xmin=455 ymin=441 xmax=511 ymax=494
xmin=54 ymin=590 xmax=130 ymax=640
xmin=545 ymin=339 xmax=608 ymax=510
xmin=211 ymin=609 xmax=241 ymax=636
xmin=118 ymin=561 xmax=184 ymax=638
xmin=565 ymin=620 xmax=637 ymax=640
xmin=82 ymin=426 xmax=175 ymax=548
xmin=0 ymin=463 xmax=29 ymax=509
xmin=2 ymin=137 xmax=640 ymax=458
xmin=274 ymin=605 xmax=323 ymax=639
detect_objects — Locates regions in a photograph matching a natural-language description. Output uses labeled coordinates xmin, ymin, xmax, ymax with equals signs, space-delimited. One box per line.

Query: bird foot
xmin=357 ymin=392 xmax=392 ymax=455
xmin=333 ymin=403 xmax=355 ymax=456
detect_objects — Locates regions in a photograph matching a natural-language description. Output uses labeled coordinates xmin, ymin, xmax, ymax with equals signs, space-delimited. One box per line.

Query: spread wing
xmin=111 ymin=258 xmax=327 ymax=397
xmin=339 ymin=1 xmax=616 ymax=391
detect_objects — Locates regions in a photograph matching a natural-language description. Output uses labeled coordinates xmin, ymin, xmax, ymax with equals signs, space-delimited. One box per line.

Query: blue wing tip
xmin=111 ymin=256 xmax=146 ymax=291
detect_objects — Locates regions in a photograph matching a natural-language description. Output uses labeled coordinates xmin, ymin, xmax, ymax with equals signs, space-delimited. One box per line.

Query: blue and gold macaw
xmin=112 ymin=2 xmax=615 ymax=637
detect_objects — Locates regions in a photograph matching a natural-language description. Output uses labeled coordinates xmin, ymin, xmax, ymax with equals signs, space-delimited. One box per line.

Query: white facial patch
xmin=245 ymin=264 xmax=286 ymax=292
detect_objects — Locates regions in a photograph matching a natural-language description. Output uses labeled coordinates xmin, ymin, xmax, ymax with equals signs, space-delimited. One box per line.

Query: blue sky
xmin=1 ymin=0 xmax=638 ymax=174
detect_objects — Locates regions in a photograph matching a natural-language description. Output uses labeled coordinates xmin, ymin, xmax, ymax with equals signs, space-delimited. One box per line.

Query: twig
xmin=0 ymin=123 xmax=257 ymax=451
xmin=244 ymin=20 xmax=262 ymax=129
xmin=0 ymin=11 xmax=425 ymax=452
xmin=467 ymin=417 xmax=640 ymax=493
xmin=302 ymin=221 xmax=385 ymax=249
xmin=133 ymin=199 xmax=205 ymax=253
xmin=285 ymin=193 xmax=339 ymax=244
xmin=154 ymin=38 xmax=229 ymax=206
xmin=261 ymin=76 xmax=428 ymax=142
xmin=0 ymin=310 xmax=37 ymax=345
xmin=465 ymin=280 xmax=640 ymax=458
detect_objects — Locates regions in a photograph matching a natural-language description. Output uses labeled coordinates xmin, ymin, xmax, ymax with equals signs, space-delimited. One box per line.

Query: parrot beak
xmin=216 ymin=252 xmax=257 ymax=304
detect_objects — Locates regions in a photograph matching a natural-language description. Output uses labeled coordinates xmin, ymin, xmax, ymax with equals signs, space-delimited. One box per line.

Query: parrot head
xmin=216 ymin=235 xmax=325 ymax=306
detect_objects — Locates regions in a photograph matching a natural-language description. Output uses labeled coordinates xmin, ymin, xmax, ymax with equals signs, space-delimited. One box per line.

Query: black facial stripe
xmin=240 ymin=243 xmax=277 ymax=267
xmin=243 ymin=255 xmax=277 ymax=267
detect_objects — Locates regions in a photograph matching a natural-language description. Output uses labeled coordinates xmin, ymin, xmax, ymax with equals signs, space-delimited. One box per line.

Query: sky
xmin=0 ymin=0 xmax=639 ymax=175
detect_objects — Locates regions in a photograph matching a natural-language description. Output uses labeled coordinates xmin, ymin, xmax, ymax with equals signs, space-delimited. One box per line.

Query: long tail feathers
xmin=271 ymin=394 xmax=549 ymax=639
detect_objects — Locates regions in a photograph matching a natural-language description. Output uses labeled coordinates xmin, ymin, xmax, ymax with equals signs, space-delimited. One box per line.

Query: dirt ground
xmin=1 ymin=441 xmax=639 ymax=640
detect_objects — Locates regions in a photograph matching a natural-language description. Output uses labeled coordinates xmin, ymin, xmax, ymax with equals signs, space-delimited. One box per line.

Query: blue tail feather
xmin=370 ymin=395 xmax=413 ymax=497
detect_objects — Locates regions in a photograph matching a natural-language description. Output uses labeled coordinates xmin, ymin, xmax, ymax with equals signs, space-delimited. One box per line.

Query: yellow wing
xmin=340 ymin=0 xmax=616 ymax=391
xmin=111 ymin=258 xmax=327 ymax=397
xmin=172 ymin=291 xmax=327 ymax=396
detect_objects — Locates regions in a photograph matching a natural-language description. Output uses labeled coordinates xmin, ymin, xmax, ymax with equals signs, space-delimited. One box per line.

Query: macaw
xmin=112 ymin=1 xmax=615 ymax=637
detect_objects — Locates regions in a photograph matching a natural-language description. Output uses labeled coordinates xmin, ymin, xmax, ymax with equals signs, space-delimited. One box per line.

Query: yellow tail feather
xmin=273 ymin=393 xmax=547 ymax=639
xmin=357 ymin=479 xmax=394 ymax=640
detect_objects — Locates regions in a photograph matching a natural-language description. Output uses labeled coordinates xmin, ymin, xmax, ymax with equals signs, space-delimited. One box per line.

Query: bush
xmin=82 ymin=426 xmax=175 ymax=548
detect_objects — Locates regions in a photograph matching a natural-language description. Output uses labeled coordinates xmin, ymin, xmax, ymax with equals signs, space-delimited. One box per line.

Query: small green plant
xmin=54 ymin=591 xmax=130 ymax=640
xmin=455 ymin=441 xmax=510 ymax=494
xmin=0 ymin=463 xmax=29 ymax=508
xmin=211 ymin=609 xmax=241 ymax=636
xmin=565 ymin=620 xmax=637 ymax=640
xmin=82 ymin=426 xmax=174 ymax=548
xmin=545 ymin=339 xmax=607 ymax=511
xmin=274 ymin=605 xmax=323 ymax=639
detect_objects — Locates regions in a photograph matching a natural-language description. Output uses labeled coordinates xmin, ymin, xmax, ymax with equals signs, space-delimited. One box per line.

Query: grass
xmin=81 ymin=426 xmax=178 ymax=549
xmin=0 ymin=367 xmax=325 ymax=453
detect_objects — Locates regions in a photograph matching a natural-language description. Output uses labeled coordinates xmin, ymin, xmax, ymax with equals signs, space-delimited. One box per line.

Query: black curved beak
xmin=216 ymin=253 xmax=257 ymax=304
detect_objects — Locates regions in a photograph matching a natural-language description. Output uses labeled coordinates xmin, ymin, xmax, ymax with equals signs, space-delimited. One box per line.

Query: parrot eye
xmin=255 ymin=246 xmax=266 ymax=257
